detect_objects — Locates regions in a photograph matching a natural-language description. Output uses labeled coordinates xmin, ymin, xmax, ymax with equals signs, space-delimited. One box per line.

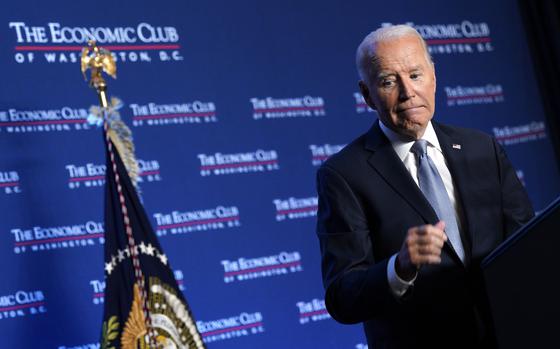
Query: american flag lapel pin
xmin=452 ymin=144 xmax=462 ymax=150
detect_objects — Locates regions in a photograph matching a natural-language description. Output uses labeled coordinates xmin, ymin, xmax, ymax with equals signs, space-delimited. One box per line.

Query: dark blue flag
xmin=101 ymin=136 xmax=206 ymax=349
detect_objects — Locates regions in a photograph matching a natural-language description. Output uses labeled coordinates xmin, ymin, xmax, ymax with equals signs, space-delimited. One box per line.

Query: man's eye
xmin=381 ymin=80 xmax=395 ymax=87
xmin=410 ymin=73 xmax=421 ymax=80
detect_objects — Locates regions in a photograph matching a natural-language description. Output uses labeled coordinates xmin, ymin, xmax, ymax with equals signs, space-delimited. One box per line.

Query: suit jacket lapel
xmin=433 ymin=122 xmax=474 ymax=263
xmin=364 ymin=123 xmax=439 ymax=225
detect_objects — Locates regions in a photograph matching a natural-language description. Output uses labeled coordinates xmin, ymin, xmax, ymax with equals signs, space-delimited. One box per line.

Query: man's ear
xmin=358 ymin=80 xmax=377 ymax=111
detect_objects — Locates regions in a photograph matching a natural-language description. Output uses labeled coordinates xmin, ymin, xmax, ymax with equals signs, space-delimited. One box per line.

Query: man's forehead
xmin=370 ymin=37 xmax=431 ymax=72
xmin=373 ymin=36 xmax=424 ymax=58
xmin=372 ymin=54 xmax=428 ymax=73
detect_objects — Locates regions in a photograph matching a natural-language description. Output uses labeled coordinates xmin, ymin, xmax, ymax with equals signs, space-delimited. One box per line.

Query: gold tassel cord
xmin=89 ymin=97 xmax=141 ymax=192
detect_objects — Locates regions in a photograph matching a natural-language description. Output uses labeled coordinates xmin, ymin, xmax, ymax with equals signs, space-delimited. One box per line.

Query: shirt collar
xmin=378 ymin=119 xmax=442 ymax=161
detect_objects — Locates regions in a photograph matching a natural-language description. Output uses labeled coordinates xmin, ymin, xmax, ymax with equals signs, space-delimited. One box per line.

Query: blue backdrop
xmin=1 ymin=0 xmax=559 ymax=348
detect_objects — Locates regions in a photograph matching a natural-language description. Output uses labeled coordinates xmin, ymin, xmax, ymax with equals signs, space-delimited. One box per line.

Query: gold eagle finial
xmin=81 ymin=40 xmax=116 ymax=107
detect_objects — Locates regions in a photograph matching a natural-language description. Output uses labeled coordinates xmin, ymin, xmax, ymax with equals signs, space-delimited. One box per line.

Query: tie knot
xmin=411 ymin=139 xmax=428 ymax=158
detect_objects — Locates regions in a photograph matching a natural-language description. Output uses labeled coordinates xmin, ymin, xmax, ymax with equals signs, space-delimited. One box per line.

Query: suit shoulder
xmin=437 ymin=122 xmax=495 ymax=144
xmin=319 ymin=133 xmax=368 ymax=175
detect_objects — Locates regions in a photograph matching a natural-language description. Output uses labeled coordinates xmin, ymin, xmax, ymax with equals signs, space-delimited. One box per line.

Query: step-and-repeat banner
xmin=1 ymin=0 xmax=559 ymax=348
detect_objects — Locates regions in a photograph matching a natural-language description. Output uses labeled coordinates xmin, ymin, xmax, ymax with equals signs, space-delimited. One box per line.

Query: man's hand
xmin=395 ymin=221 xmax=448 ymax=281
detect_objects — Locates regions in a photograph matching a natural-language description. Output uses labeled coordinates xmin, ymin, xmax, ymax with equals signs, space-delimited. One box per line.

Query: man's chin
xmin=397 ymin=123 xmax=428 ymax=140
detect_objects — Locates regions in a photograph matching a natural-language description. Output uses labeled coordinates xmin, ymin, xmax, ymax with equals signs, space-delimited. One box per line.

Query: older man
xmin=316 ymin=25 xmax=534 ymax=348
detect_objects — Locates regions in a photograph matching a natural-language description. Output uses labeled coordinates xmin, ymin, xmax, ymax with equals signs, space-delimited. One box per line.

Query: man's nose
xmin=398 ymin=78 xmax=416 ymax=101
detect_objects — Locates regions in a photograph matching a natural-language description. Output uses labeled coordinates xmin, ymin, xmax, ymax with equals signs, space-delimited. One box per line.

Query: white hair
xmin=356 ymin=25 xmax=432 ymax=83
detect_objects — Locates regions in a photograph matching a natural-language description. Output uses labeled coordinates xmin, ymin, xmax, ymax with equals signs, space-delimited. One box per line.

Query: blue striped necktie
xmin=411 ymin=139 xmax=465 ymax=263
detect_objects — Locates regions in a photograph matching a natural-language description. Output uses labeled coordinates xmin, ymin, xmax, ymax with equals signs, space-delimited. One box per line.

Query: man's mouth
xmin=397 ymin=106 xmax=423 ymax=113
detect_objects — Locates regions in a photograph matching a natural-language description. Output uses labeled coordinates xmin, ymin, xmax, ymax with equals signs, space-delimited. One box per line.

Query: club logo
xmin=130 ymin=101 xmax=217 ymax=127
xmin=296 ymin=298 xmax=331 ymax=325
xmin=198 ymin=149 xmax=280 ymax=176
xmin=251 ymin=96 xmax=326 ymax=120
xmin=197 ymin=311 xmax=265 ymax=343
xmin=66 ymin=159 xmax=162 ymax=190
xmin=153 ymin=205 xmax=241 ymax=237
xmin=66 ymin=163 xmax=105 ymax=189
xmin=273 ymin=196 xmax=318 ymax=221
xmin=445 ymin=84 xmax=504 ymax=106
xmin=9 ymin=22 xmax=184 ymax=65
xmin=383 ymin=20 xmax=493 ymax=55
xmin=493 ymin=121 xmax=547 ymax=146
xmin=0 ymin=289 xmax=47 ymax=320
xmin=222 ymin=251 xmax=303 ymax=283
xmin=0 ymin=107 xmax=89 ymax=133
xmin=10 ymin=220 xmax=105 ymax=254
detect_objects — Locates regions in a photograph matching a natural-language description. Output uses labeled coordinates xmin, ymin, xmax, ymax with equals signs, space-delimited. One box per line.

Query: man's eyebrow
xmin=376 ymin=71 xmax=394 ymax=79
xmin=408 ymin=65 xmax=424 ymax=72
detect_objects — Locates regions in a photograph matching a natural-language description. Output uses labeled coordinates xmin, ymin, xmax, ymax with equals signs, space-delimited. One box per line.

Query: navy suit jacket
xmin=316 ymin=121 xmax=534 ymax=348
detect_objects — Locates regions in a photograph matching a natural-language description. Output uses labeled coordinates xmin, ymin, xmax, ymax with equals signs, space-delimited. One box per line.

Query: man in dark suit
xmin=316 ymin=25 xmax=534 ymax=348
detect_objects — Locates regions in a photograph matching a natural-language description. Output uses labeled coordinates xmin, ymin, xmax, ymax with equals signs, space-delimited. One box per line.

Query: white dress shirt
xmin=378 ymin=120 xmax=464 ymax=297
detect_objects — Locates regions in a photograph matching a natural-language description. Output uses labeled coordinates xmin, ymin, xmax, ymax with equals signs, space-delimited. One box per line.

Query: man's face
xmin=360 ymin=35 xmax=436 ymax=140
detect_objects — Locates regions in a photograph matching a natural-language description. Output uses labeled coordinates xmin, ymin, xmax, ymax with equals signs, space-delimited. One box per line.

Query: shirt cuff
xmin=387 ymin=253 xmax=417 ymax=298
